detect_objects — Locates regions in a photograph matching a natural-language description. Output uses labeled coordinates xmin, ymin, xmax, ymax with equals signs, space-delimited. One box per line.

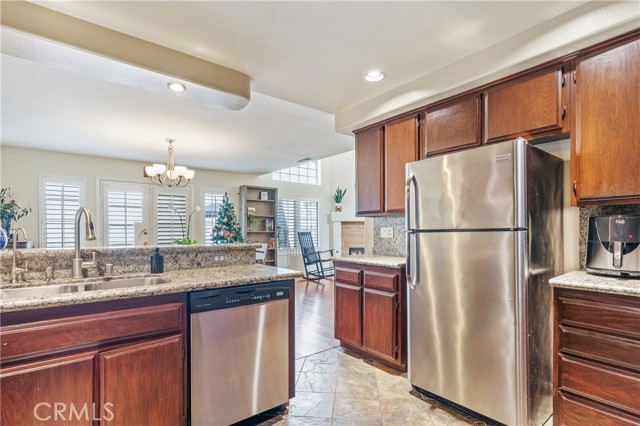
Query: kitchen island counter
xmin=0 ymin=264 xmax=302 ymax=313
xmin=550 ymin=270 xmax=640 ymax=297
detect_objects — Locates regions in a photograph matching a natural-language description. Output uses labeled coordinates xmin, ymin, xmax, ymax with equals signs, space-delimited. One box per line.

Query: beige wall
xmin=0 ymin=145 xmax=356 ymax=269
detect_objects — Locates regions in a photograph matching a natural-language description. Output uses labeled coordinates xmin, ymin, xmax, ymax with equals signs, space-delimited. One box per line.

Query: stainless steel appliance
xmin=189 ymin=282 xmax=290 ymax=426
xmin=406 ymin=138 xmax=563 ymax=426
xmin=586 ymin=215 xmax=640 ymax=277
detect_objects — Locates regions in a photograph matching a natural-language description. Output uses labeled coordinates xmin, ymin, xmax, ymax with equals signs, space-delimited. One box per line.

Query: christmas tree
xmin=211 ymin=192 xmax=244 ymax=244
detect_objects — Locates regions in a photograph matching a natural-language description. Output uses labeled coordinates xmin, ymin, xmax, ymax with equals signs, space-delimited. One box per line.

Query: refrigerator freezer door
xmin=406 ymin=138 xmax=526 ymax=231
xmin=408 ymin=230 xmax=524 ymax=426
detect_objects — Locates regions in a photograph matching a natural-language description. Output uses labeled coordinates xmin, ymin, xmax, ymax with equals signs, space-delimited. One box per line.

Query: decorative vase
xmin=0 ymin=227 xmax=7 ymax=250
xmin=1 ymin=217 xmax=12 ymax=240
xmin=335 ymin=203 xmax=342 ymax=212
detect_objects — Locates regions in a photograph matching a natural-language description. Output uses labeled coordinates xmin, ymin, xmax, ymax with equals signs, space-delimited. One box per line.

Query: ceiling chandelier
xmin=145 ymin=138 xmax=195 ymax=188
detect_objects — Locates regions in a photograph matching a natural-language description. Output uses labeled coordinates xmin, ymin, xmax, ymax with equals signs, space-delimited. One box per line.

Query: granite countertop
xmin=0 ymin=264 xmax=303 ymax=313
xmin=550 ymin=270 xmax=640 ymax=297
xmin=332 ymin=255 xmax=406 ymax=269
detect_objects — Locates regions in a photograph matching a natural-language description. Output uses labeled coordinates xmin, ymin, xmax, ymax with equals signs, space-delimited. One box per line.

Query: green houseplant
xmin=0 ymin=187 xmax=31 ymax=239
xmin=333 ymin=187 xmax=347 ymax=212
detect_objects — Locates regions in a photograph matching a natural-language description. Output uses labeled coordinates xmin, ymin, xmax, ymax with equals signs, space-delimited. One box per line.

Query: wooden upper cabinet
xmin=384 ymin=115 xmax=420 ymax=212
xmin=424 ymin=95 xmax=482 ymax=157
xmin=571 ymin=36 xmax=640 ymax=205
xmin=484 ymin=65 xmax=567 ymax=144
xmin=355 ymin=126 xmax=384 ymax=215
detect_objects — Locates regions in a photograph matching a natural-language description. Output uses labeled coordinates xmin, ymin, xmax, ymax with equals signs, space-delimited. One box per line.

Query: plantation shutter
xmin=42 ymin=177 xmax=83 ymax=248
xmin=203 ymin=193 xmax=224 ymax=244
xmin=156 ymin=192 xmax=187 ymax=245
xmin=277 ymin=199 xmax=298 ymax=250
xmin=106 ymin=189 xmax=144 ymax=247
xmin=299 ymin=200 xmax=319 ymax=246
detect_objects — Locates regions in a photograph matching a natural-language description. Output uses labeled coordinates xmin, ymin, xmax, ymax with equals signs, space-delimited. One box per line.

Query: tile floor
xmin=242 ymin=347 xmax=489 ymax=426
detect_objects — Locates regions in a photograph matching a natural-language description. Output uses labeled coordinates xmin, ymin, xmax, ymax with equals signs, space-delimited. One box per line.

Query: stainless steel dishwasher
xmin=189 ymin=281 xmax=290 ymax=426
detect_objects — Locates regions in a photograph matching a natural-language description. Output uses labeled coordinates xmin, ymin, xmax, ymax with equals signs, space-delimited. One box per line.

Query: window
xmin=156 ymin=192 xmax=187 ymax=245
xmin=277 ymin=199 xmax=298 ymax=250
xmin=99 ymin=180 xmax=191 ymax=247
xmin=272 ymin=160 xmax=320 ymax=185
xmin=299 ymin=200 xmax=319 ymax=246
xmin=40 ymin=176 xmax=84 ymax=248
xmin=203 ymin=192 xmax=224 ymax=243
xmin=104 ymin=186 xmax=144 ymax=247
xmin=276 ymin=198 xmax=319 ymax=251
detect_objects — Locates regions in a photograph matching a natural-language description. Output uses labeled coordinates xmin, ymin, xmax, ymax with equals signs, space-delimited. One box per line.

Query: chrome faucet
xmin=11 ymin=227 xmax=28 ymax=283
xmin=72 ymin=207 xmax=97 ymax=278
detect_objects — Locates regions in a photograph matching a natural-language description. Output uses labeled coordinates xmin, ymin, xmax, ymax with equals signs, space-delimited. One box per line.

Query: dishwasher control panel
xmin=189 ymin=281 xmax=290 ymax=313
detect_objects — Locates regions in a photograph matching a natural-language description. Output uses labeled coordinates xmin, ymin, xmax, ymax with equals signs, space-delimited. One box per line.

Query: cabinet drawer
xmin=335 ymin=267 xmax=363 ymax=285
xmin=559 ymin=325 xmax=640 ymax=371
xmin=558 ymin=295 xmax=640 ymax=338
xmin=558 ymin=355 xmax=640 ymax=415
xmin=364 ymin=270 xmax=399 ymax=292
xmin=558 ymin=392 xmax=640 ymax=426
xmin=1 ymin=303 xmax=184 ymax=363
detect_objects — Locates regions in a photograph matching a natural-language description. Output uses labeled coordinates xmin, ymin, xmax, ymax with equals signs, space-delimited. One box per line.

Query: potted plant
xmin=333 ymin=187 xmax=347 ymax=212
xmin=171 ymin=205 xmax=200 ymax=245
xmin=0 ymin=187 xmax=31 ymax=240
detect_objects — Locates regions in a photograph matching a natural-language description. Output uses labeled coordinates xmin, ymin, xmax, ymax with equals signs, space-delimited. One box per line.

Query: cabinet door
xmin=572 ymin=37 xmax=640 ymax=205
xmin=1 ymin=352 xmax=95 ymax=426
xmin=485 ymin=66 xmax=565 ymax=143
xmin=384 ymin=115 xmax=419 ymax=212
xmin=363 ymin=288 xmax=397 ymax=362
xmin=98 ymin=335 xmax=183 ymax=426
xmin=424 ymin=95 xmax=481 ymax=157
xmin=334 ymin=282 xmax=362 ymax=347
xmin=355 ymin=126 xmax=384 ymax=215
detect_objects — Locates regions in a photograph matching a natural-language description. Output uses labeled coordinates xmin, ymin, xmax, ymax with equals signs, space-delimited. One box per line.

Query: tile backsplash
xmin=372 ymin=215 xmax=406 ymax=257
xmin=578 ymin=204 xmax=640 ymax=269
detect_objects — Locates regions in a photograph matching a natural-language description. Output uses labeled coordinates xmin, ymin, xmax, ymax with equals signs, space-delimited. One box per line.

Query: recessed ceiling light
xmin=167 ymin=82 xmax=186 ymax=93
xmin=364 ymin=71 xmax=385 ymax=82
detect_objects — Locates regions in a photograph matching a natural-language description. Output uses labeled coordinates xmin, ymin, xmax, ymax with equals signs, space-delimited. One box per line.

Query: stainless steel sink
xmin=0 ymin=276 xmax=168 ymax=300
xmin=83 ymin=276 xmax=168 ymax=291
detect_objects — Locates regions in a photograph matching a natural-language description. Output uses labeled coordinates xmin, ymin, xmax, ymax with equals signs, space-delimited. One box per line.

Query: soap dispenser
xmin=150 ymin=248 xmax=164 ymax=273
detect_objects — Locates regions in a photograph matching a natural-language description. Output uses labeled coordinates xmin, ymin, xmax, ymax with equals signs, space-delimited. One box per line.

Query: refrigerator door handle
xmin=407 ymin=231 xmax=418 ymax=290
xmin=405 ymin=173 xmax=417 ymax=231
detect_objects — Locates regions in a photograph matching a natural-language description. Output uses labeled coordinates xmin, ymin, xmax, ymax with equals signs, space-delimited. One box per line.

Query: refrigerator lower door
xmin=408 ymin=230 xmax=525 ymax=426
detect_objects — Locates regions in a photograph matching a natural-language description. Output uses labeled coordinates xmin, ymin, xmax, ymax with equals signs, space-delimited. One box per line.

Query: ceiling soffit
xmin=0 ymin=0 xmax=251 ymax=110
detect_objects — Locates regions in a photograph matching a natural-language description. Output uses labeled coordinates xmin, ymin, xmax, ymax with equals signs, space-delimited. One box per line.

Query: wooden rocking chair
xmin=297 ymin=232 xmax=334 ymax=281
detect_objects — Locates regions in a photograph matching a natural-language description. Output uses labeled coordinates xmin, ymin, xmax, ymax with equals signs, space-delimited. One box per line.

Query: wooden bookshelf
xmin=239 ymin=185 xmax=278 ymax=266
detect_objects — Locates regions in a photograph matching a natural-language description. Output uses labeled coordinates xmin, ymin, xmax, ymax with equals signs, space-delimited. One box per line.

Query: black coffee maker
xmin=586 ymin=215 xmax=640 ymax=277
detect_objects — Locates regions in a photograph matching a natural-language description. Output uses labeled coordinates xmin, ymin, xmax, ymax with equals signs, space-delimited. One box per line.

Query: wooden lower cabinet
xmin=554 ymin=288 xmax=640 ymax=426
xmin=334 ymin=263 xmax=406 ymax=370
xmin=99 ymin=335 xmax=183 ymax=426
xmin=1 ymin=352 xmax=96 ymax=426
xmin=362 ymin=288 xmax=397 ymax=362
xmin=0 ymin=294 xmax=187 ymax=426
xmin=335 ymin=281 xmax=362 ymax=348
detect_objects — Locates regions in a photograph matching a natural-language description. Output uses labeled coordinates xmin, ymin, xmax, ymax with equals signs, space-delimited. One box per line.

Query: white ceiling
xmin=1 ymin=1 xmax=594 ymax=173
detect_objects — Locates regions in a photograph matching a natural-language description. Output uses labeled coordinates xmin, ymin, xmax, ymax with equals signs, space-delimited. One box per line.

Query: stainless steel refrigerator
xmin=406 ymin=138 xmax=563 ymax=426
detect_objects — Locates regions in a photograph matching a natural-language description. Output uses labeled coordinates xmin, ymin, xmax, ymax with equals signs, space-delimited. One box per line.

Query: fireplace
xmin=348 ymin=247 xmax=365 ymax=255
xmin=330 ymin=212 xmax=365 ymax=257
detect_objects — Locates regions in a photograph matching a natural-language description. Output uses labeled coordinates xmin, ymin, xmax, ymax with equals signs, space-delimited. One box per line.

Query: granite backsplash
xmin=372 ymin=215 xmax=406 ymax=257
xmin=1 ymin=244 xmax=259 ymax=283
xmin=578 ymin=204 xmax=640 ymax=269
